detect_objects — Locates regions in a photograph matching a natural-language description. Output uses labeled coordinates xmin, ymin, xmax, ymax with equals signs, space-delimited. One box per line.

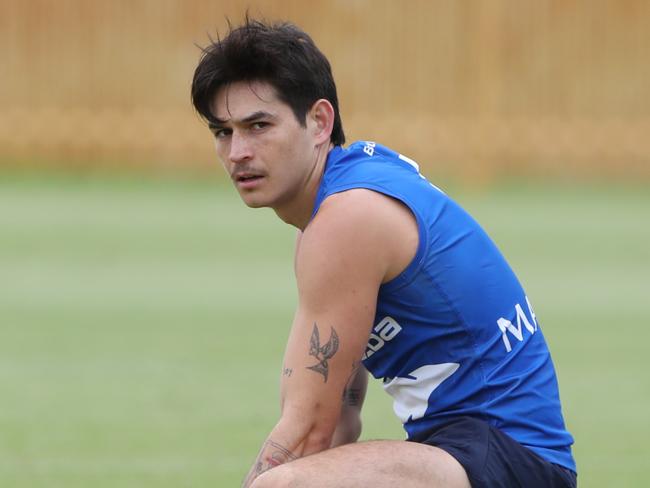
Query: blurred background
xmin=2 ymin=0 xmax=649 ymax=180
xmin=1 ymin=1 xmax=648 ymax=487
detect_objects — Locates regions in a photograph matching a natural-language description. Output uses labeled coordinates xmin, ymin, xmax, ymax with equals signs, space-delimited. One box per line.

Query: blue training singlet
xmin=311 ymin=141 xmax=576 ymax=472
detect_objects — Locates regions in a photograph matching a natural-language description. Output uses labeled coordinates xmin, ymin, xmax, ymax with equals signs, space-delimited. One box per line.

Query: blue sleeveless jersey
xmin=312 ymin=141 xmax=576 ymax=472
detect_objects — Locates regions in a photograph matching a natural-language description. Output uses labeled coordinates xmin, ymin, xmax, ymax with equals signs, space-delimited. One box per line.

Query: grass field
xmin=1 ymin=172 xmax=648 ymax=487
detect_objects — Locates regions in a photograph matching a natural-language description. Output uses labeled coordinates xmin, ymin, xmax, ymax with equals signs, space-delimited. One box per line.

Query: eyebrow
xmin=208 ymin=111 xmax=276 ymax=129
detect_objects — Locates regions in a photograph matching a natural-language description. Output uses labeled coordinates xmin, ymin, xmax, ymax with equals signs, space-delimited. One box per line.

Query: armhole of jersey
xmin=314 ymin=182 xmax=428 ymax=292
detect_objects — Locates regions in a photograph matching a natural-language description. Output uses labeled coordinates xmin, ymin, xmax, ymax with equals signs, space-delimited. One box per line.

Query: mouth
xmin=233 ymin=172 xmax=265 ymax=189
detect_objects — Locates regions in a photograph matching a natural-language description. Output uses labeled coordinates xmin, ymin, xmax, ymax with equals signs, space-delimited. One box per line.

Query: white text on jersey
xmin=363 ymin=316 xmax=402 ymax=359
xmin=497 ymin=296 xmax=538 ymax=352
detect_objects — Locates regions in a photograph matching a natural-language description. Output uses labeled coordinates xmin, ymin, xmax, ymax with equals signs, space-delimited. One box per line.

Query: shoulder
xmin=299 ymin=189 xmax=391 ymax=267
xmin=298 ymin=188 xmax=418 ymax=286
xmin=306 ymin=188 xmax=408 ymax=245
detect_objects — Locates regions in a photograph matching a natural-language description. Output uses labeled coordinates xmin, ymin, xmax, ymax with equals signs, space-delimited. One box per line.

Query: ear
xmin=307 ymin=99 xmax=335 ymax=145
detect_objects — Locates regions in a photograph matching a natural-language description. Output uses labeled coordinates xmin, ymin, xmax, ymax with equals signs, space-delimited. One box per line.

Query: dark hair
xmin=192 ymin=19 xmax=345 ymax=145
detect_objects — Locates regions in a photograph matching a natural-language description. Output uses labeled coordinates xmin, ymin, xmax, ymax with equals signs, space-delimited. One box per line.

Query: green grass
xmin=1 ymin=173 xmax=648 ymax=486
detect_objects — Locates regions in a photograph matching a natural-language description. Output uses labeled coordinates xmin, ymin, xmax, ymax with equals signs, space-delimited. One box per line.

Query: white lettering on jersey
xmin=497 ymin=296 xmax=538 ymax=353
xmin=363 ymin=316 xmax=402 ymax=359
xmin=363 ymin=141 xmax=376 ymax=156
xmin=383 ymin=363 xmax=460 ymax=423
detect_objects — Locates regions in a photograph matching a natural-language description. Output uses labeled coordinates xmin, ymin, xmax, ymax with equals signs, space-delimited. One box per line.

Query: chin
xmin=244 ymin=201 xmax=267 ymax=209
xmin=240 ymin=195 xmax=269 ymax=209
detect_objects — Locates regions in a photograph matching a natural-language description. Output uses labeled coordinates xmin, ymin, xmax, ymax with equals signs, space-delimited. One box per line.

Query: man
xmin=192 ymin=19 xmax=576 ymax=488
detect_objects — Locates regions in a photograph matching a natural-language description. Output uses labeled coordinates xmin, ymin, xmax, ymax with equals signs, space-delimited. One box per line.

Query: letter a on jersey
xmin=382 ymin=363 xmax=460 ymax=423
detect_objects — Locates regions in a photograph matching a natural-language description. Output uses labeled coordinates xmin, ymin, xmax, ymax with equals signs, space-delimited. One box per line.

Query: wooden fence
xmin=1 ymin=0 xmax=649 ymax=180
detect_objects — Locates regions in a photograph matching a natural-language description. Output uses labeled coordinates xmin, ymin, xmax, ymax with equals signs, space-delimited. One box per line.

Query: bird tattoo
xmin=306 ymin=323 xmax=339 ymax=382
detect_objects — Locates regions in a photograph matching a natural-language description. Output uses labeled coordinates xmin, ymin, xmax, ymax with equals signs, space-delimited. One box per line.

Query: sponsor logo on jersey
xmin=497 ymin=296 xmax=538 ymax=352
xmin=362 ymin=140 xmax=376 ymax=156
xmin=363 ymin=316 xmax=402 ymax=359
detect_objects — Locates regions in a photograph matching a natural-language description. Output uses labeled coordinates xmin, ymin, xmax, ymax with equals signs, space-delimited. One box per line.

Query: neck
xmin=274 ymin=142 xmax=333 ymax=230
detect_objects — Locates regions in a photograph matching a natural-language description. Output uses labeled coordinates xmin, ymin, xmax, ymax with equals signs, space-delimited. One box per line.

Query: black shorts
xmin=408 ymin=417 xmax=577 ymax=488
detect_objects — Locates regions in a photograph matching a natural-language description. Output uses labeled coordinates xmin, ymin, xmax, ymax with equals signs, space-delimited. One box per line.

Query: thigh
xmin=250 ymin=440 xmax=471 ymax=488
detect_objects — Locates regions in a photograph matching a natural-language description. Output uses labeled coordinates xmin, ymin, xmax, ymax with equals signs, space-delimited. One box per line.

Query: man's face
xmin=210 ymin=81 xmax=319 ymax=210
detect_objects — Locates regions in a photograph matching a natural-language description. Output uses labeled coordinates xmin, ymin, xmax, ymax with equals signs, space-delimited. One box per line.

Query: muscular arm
xmin=243 ymin=189 xmax=417 ymax=487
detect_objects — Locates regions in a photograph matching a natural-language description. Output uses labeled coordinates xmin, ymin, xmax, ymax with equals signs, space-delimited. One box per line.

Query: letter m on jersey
xmin=497 ymin=296 xmax=538 ymax=353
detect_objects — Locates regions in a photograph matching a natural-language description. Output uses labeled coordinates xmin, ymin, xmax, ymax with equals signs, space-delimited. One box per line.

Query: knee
xmin=249 ymin=463 xmax=299 ymax=488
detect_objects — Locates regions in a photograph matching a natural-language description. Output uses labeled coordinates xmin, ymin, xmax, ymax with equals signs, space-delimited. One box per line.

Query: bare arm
xmin=330 ymin=362 xmax=368 ymax=447
xmin=243 ymin=189 xmax=417 ymax=487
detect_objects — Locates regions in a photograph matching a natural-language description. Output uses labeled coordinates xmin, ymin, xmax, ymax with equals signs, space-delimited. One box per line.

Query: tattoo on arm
xmin=306 ymin=322 xmax=339 ymax=382
xmin=342 ymin=360 xmax=362 ymax=405
xmin=244 ymin=439 xmax=297 ymax=486
xmin=255 ymin=440 xmax=297 ymax=473
xmin=343 ymin=387 xmax=362 ymax=406
xmin=282 ymin=367 xmax=293 ymax=377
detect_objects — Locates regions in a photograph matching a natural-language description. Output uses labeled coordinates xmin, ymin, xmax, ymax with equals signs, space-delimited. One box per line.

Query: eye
xmin=213 ymin=128 xmax=232 ymax=139
xmin=251 ymin=121 xmax=269 ymax=131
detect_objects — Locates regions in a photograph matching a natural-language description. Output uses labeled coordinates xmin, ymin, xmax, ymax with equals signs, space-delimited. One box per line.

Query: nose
xmin=228 ymin=131 xmax=253 ymax=164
